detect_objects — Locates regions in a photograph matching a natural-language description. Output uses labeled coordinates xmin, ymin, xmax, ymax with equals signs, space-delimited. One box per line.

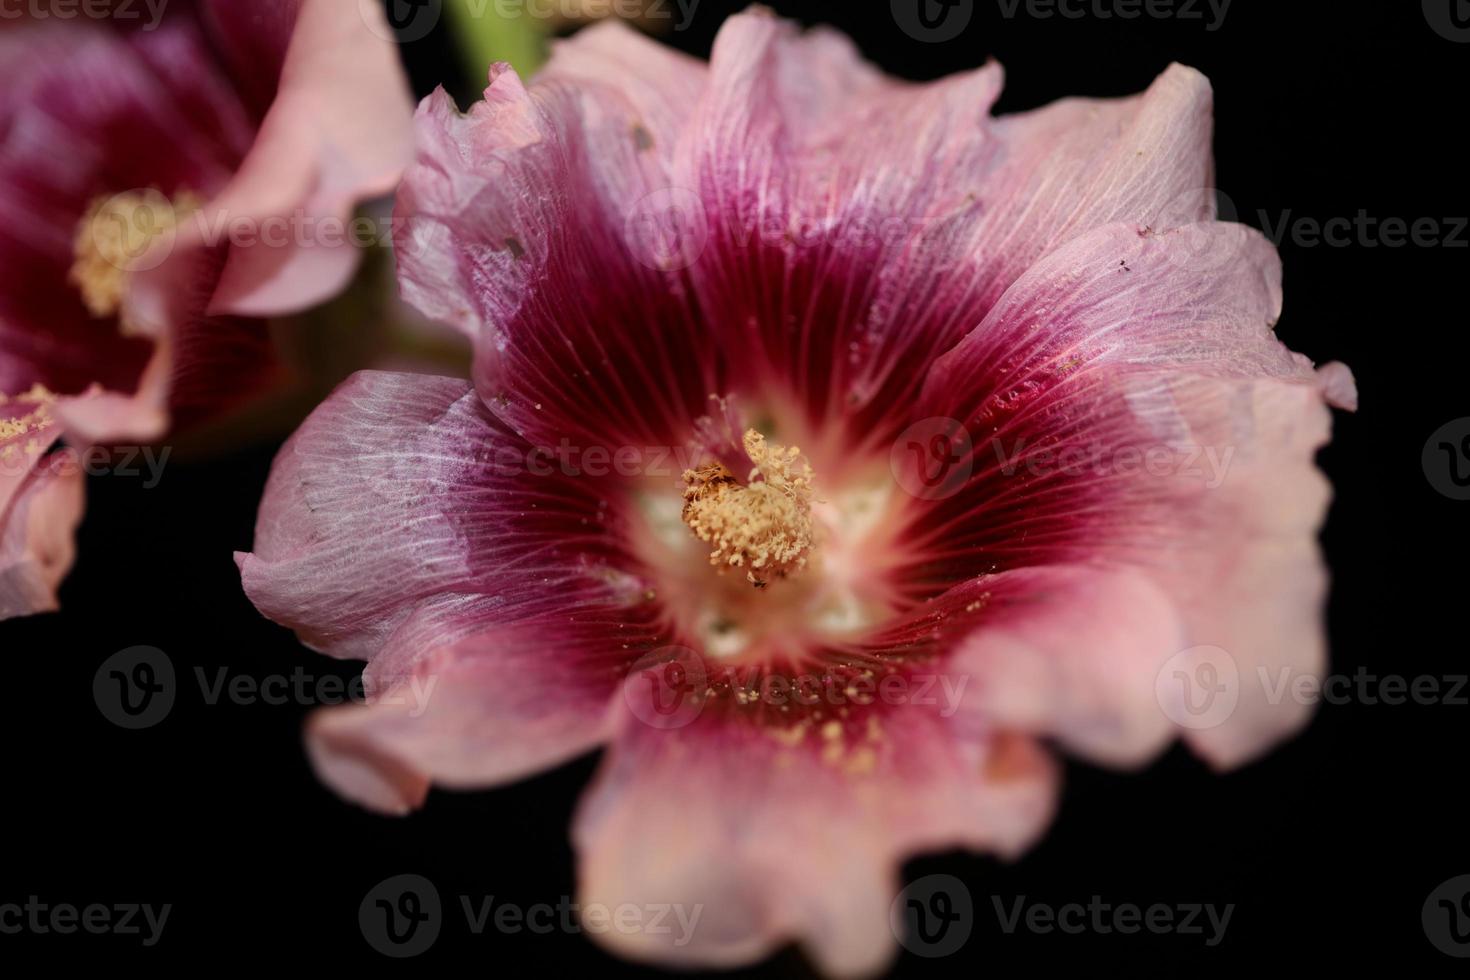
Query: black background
xmin=2 ymin=0 xmax=1464 ymax=973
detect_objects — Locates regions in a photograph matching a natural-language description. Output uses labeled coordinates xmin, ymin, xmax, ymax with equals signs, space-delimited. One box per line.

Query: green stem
xmin=445 ymin=0 xmax=548 ymax=78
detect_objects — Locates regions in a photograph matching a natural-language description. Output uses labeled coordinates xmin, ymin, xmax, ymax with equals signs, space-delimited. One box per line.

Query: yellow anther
xmin=681 ymin=429 xmax=816 ymax=587
xmin=69 ymin=190 xmax=198 ymax=329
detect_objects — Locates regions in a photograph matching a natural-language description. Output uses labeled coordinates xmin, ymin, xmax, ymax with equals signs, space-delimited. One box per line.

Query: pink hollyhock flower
xmin=239 ymin=10 xmax=1355 ymax=975
xmin=0 ymin=0 xmax=414 ymax=618
xmin=0 ymin=386 xmax=81 ymax=619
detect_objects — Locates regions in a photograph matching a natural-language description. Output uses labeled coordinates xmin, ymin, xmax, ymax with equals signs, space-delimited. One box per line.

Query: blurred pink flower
xmin=239 ymin=10 xmax=1354 ymax=975
xmin=0 ymin=0 xmax=414 ymax=618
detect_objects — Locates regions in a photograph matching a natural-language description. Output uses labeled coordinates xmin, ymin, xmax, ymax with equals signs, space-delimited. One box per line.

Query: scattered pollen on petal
xmin=69 ymin=190 xmax=198 ymax=331
xmin=681 ymin=429 xmax=816 ymax=587
xmin=0 ymin=385 xmax=57 ymax=466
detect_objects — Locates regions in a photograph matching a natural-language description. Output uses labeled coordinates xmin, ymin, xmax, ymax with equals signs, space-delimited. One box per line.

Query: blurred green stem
xmin=446 ymin=0 xmax=547 ymax=78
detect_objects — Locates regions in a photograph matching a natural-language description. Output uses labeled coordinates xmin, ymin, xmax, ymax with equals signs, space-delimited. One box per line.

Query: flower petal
xmin=668 ymin=13 xmax=1217 ymax=446
xmin=968 ymin=62 xmax=1218 ymax=309
xmin=575 ymin=707 xmax=1055 ymax=976
xmin=305 ymin=602 xmax=664 ymax=815
xmin=146 ymin=0 xmax=416 ymax=318
xmin=0 ymin=19 xmax=244 ymax=401
xmin=911 ymin=220 xmax=1347 ymax=767
xmin=0 ymin=394 xmax=82 ymax=620
xmin=933 ymin=566 xmax=1186 ymax=767
xmin=237 ymin=370 xmax=647 ymax=663
xmin=393 ymin=48 xmax=715 ymax=450
xmin=674 ymin=10 xmax=1004 ymax=431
